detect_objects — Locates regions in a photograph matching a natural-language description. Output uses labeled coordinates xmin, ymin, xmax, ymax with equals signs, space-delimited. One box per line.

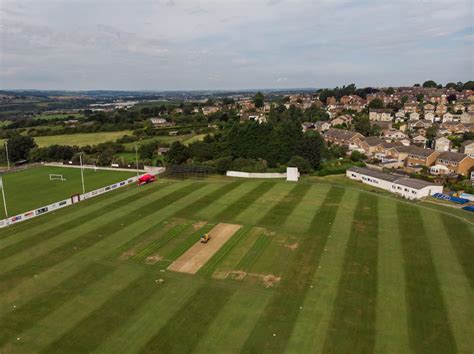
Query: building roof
xmin=347 ymin=166 xmax=401 ymax=182
xmin=461 ymin=140 xmax=474 ymax=147
xmin=437 ymin=151 xmax=468 ymax=163
xmin=404 ymin=146 xmax=437 ymax=157
xmin=348 ymin=166 xmax=438 ymax=190
xmin=324 ymin=128 xmax=361 ymax=140
xmin=364 ymin=136 xmax=384 ymax=146
xmin=395 ymin=178 xmax=437 ymax=190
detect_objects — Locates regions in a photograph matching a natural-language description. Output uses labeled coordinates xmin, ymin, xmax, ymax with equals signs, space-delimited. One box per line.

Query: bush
xmin=350 ymin=150 xmax=367 ymax=162
xmin=230 ymin=158 xmax=267 ymax=172
xmin=288 ymin=156 xmax=312 ymax=174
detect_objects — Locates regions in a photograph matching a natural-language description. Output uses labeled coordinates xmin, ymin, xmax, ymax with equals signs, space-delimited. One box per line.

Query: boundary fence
xmin=0 ymin=174 xmax=144 ymax=229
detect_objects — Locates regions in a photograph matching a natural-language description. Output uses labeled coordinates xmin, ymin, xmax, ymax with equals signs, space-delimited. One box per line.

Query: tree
xmin=368 ymin=98 xmax=384 ymax=109
xmin=447 ymin=94 xmax=457 ymax=104
xmin=445 ymin=82 xmax=457 ymax=89
xmin=425 ymin=126 xmax=438 ymax=140
xmin=463 ymin=81 xmax=474 ymax=90
xmin=139 ymin=141 xmax=159 ymax=159
xmin=350 ymin=150 xmax=366 ymax=162
xmin=166 ymin=141 xmax=190 ymax=165
xmin=253 ymin=92 xmax=264 ymax=108
xmin=384 ymin=87 xmax=395 ymax=95
xmin=288 ymin=156 xmax=311 ymax=174
xmin=295 ymin=131 xmax=324 ymax=169
xmin=422 ymin=80 xmax=437 ymax=88
xmin=416 ymin=93 xmax=424 ymax=103
xmin=6 ymin=135 xmax=37 ymax=162
xmin=354 ymin=116 xmax=372 ymax=136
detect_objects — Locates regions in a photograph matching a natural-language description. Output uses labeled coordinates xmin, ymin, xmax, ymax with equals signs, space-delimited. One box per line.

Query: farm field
xmin=32 ymin=131 xmax=133 ymax=147
xmin=0 ymin=178 xmax=472 ymax=353
xmin=0 ymin=166 xmax=135 ymax=218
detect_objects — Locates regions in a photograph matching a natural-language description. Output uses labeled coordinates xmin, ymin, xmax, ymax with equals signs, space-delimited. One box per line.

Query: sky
xmin=0 ymin=0 xmax=473 ymax=90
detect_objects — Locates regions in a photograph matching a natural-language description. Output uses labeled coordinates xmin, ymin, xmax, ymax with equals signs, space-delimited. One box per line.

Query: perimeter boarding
xmin=0 ymin=173 xmax=152 ymax=228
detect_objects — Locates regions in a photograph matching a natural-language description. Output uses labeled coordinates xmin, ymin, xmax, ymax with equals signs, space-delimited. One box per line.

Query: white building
xmin=346 ymin=166 xmax=442 ymax=200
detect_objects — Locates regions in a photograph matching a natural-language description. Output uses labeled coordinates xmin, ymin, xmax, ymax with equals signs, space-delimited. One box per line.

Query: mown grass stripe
xmin=163 ymin=224 xmax=215 ymax=261
xmin=0 ymin=184 xmax=172 ymax=261
xmin=175 ymin=181 xmax=242 ymax=217
xmin=322 ymin=193 xmax=379 ymax=354
xmin=215 ymin=181 xmax=276 ymax=221
xmin=242 ymin=187 xmax=344 ymax=353
xmin=397 ymin=204 xmax=458 ymax=354
xmin=131 ymin=223 xmax=190 ymax=262
xmin=0 ymin=183 xmax=144 ymax=240
xmin=235 ymin=233 xmax=271 ymax=272
xmin=0 ymin=183 xmax=204 ymax=294
xmin=0 ymin=262 xmax=114 ymax=346
xmin=198 ymin=226 xmax=250 ymax=276
xmin=258 ymin=183 xmax=311 ymax=228
xmin=440 ymin=214 xmax=474 ymax=289
xmin=40 ymin=272 xmax=161 ymax=354
xmin=140 ymin=284 xmax=235 ymax=354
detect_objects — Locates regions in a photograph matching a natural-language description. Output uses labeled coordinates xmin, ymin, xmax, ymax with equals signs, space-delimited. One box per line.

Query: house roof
xmin=324 ymin=128 xmax=361 ymax=140
xmin=461 ymin=140 xmax=474 ymax=147
xmin=364 ymin=136 xmax=384 ymax=146
xmin=437 ymin=151 xmax=468 ymax=163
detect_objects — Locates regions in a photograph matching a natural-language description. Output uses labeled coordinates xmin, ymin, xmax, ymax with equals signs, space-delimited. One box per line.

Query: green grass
xmin=0 ymin=178 xmax=472 ymax=353
xmin=33 ymin=131 xmax=132 ymax=147
xmin=0 ymin=166 xmax=135 ymax=218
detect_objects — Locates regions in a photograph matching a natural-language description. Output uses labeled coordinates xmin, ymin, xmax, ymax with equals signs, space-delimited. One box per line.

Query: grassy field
xmin=0 ymin=166 xmax=135 ymax=218
xmin=0 ymin=177 xmax=472 ymax=353
xmin=33 ymin=131 xmax=133 ymax=147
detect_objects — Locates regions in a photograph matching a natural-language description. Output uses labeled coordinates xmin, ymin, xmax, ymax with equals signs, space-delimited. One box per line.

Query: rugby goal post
xmin=50 ymin=174 xmax=66 ymax=181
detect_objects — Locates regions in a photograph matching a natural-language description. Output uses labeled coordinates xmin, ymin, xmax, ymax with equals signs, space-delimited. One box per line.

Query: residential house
xmin=434 ymin=136 xmax=451 ymax=152
xmin=150 ymin=117 xmax=171 ymax=127
xmin=453 ymin=103 xmax=465 ymax=112
xmin=412 ymin=135 xmax=427 ymax=146
xmin=424 ymin=103 xmax=435 ymax=113
xmin=314 ymin=121 xmax=331 ymax=133
xmin=443 ymin=113 xmax=454 ymax=122
xmin=369 ymin=109 xmax=392 ymax=121
xmin=331 ymin=114 xmax=353 ymax=126
xmin=424 ymin=112 xmax=435 ymax=122
xmin=436 ymin=152 xmax=474 ymax=176
xmin=403 ymin=102 xmax=418 ymax=113
xmin=435 ymin=104 xmax=448 ymax=115
xmin=461 ymin=140 xmax=474 ymax=158
xmin=461 ymin=112 xmax=474 ymax=124
xmin=301 ymin=122 xmax=315 ymax=132
xmin=408 ymin=119 xmax=433 ymax=130
xmin=326 ymin=96 xmax=337 ymax=105
xmin=382 ymin=129 xmax=407 ymax=140
xmin=409 ymin=112 xmax=420 ymax=120
xmin=405 ymin=147 xmax=439 ymax=168
xmin=157 ymin=147 xmax=170 ymax=156
xmin=202 ymin=106 xmax=220 ymax=116
xmin=358 ymin=136 xmax=384 ymax=156
xmin=323 ymin=129 xmax=364 ymax=149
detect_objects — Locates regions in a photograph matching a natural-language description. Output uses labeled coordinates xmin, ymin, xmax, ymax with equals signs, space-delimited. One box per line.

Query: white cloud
xmin=0 ymin=0 xmax=472 ymax=90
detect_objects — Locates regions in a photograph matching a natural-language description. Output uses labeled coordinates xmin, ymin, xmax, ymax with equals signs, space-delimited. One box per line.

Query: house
xmin=302 ymin=122 xmax=315 ymax=132
xmin=331 ymin=114 xmax=353 ymax=126
xmin=408 ymin=119 xmax=432 ymax=130
xmin=202 ymin=106 xmax=220 ymax=116
xmin=461 ymin=112 xmax=474 ymax=124
xmin=157 ymin=147 xmax=170 ymax=155
xmin=326 ymin=96 xmax=337 ymax=105
xmin=440 ymin=122 xmax=474 ymax=134
xmin=395 ymin=110 xmax=405 ymax=119
xmin=314 ymin=121 xmax=331 ymax=133
xmin=409 ymin=112 xmax=420 ymax=120
xmin=435 ymin=104 xmax=448 ymax=115
xmin=403 ymin=102 xmax=418 ymax=113
xmin=461 ymin=140 xmax=474 ymax=158
xmin=323 ymin=129 xmax=364 ymax=148
xmin=424 ymin=103 xmax=435 ymax=113
xmin=150 ymin=117 xmax=171 ymax=127
xmin=453 ymin=103 xmax=465 ymax=112
xmin=346 ymin=166 xmax=442 ymax=200
xmin=436 ymin=151 xmax=474 ymax=176
xmin=371 ymin=121 xmax=392 ymax=130
xmin=369 ymin=109 xmax=392 ymax=121
xmin=358 ymin=136 xmax=384 ymax=156
xmin=412 ymin=135 xmax=427 ymax=146
xmin=434 ymin=136 xmax=451 ymax=152
xmin=382 ymin=129 xmax=407 ymax=140
xmin=424 ymin=112 xmax=435 ymax=122
xmin=443 ymin=113 xmax=454 ymax=122
xmin=404 ymin=146 xmax=439 ymax=168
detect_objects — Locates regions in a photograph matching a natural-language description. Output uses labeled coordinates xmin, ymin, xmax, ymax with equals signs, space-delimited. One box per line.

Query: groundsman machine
xmin=200 ymin=233 xmax=210 ymax=243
